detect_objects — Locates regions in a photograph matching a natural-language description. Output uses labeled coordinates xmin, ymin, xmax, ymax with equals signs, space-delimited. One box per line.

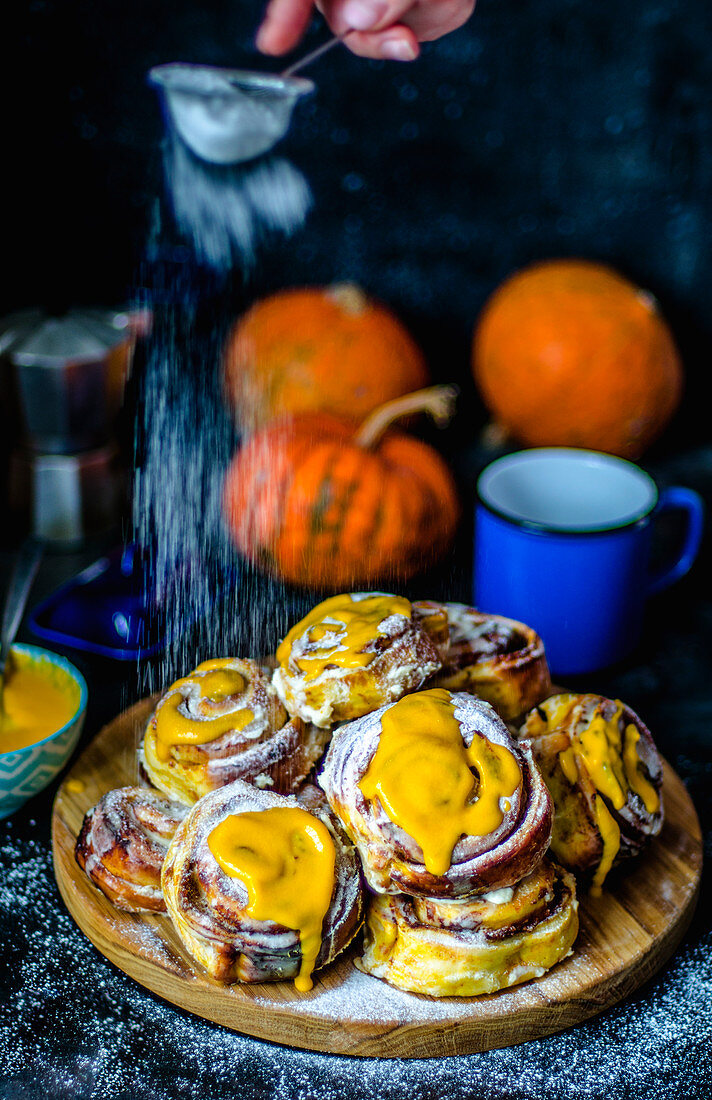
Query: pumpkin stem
xmin=355 ymin=385 xmax=459 ymax=449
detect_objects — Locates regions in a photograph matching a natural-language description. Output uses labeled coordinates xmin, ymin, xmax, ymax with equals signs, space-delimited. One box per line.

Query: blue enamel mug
xmin=474 ymin=448 xmax=705 ymax=677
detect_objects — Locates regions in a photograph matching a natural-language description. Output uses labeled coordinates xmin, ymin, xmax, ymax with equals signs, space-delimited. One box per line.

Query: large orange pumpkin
xmin=224 ymin=283 xmax=429 ymax=431
xmin=472 ymin=259 xmax=683 ymax=459
xmin=223 ymin=387 xmax=460 ymax=589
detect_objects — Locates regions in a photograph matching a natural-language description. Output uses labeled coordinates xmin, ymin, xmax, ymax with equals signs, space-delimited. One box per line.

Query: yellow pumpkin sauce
xmin=154 ymin=665 xmax=253 ymax=763
xmin=542 ymin=695 xmax=660 ymax=893
xmin=277 ymin=593 xmax=412 ymax=682
xmin=193 ymin=657 xmax=239 ymax=674
xmin=359 ymin=688 xmax=522 ymax=876
xmin=558 ymin=746 xmax=579 ymax=786
xmin=622 ymin=724 xmax=660 ymax=814
xmin=208 ymin=806 xmax=336 ymax=992
xmin=591 ymin=794 xmax=621 ymax=897
xmin=0 ymin=654 xmax=79 ymax=753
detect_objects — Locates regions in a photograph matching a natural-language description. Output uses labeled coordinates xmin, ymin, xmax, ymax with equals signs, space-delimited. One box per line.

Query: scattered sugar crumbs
xmin=1 ymin=820 xmax=711 ymax=1100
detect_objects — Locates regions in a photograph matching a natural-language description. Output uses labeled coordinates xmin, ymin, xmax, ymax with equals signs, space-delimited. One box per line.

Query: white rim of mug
xmin=476 ymin=448 xmax=659 ymax=535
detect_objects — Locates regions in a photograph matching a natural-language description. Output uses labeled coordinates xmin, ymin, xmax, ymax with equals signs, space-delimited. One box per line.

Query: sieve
xmin=149 ymin=34 xmax=344 ymax=165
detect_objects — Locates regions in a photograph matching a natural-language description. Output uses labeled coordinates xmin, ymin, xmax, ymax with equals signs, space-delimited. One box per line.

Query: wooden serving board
xmin=52 ymin=697 xmax=702 ymax=1059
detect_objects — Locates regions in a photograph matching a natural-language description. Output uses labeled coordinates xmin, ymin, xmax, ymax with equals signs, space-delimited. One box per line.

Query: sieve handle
xmin=281 ymin=31 xmax=350 ymax=77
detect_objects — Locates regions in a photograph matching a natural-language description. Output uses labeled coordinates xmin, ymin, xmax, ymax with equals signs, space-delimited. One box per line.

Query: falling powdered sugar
xmin=131 ymin=89 xmax=316 ymax=700
xmin=161 ymin=134 xmax=312 ymax=272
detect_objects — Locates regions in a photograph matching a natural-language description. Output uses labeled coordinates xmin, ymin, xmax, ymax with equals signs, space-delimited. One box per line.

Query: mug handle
xmin=647 ymin=486 xmax=706 ymax=596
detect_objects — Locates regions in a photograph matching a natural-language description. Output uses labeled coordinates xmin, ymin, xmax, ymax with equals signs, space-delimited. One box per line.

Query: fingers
xmin=320 ymin=0 xmax=419 ymax=59
xmin=342 ymin=25 xmax=420 ymax=60
xmin=334 ymin=0 xmax=477 ymax=44
xmin=256 ymin=0 xmax=476 ymax=61
xmin=404 ymin=0 xmax=476 ymax=42
xmin=256 ymin=0 xmax=316 ymax=55
xmin=320 ymin=0 xmax=413 ymax=35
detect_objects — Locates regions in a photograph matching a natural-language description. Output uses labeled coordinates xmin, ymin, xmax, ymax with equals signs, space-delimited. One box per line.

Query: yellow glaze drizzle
xmin=576 ymin=708 xmax=629 ymax=811
xmin=623 ymin=724 xmax=660 ymax=815
xmin=591 ymin=795 xmax=621 ymax=896
xmin=277 ymin=593 xmax=412 ymax=682
xmin=0 ymin=655 xmax=79 ymax=753
xmin=555 ymin=699 xmax=660 ymax=815
xmin=190 ymin=658 xmax=223 ymax=671
xmin=208 ymin=806 xmax=336 ymax=991
xmin=544 ymin=694 xmax=660 ymax=891
xmin=359 ymin=688 xmax=522 ymax=876
xmin=154 ymin=665 xmax=252 ymax=763
xmin=558 ymin=746 xmax=578 ymax=785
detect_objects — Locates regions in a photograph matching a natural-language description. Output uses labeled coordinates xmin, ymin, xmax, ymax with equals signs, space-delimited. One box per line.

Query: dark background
xmin=7 ymin=0 xmax=712 ymax=453
xmin=3 ymin=4 xmax=712 ymax=1098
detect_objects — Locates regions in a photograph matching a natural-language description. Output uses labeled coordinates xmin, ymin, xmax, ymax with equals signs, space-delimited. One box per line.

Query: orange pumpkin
xmin=223 ymin=387 xmax=460 ymax=589
xmin=472 ymin=259 xmax=683 ymax=459
xmin=224 ymin=283 xmax=429 ymax=431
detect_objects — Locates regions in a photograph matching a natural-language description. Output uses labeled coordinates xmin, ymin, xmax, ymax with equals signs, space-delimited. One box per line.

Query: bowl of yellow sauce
xmin=0 ymin=644 xmax=87 ymax=819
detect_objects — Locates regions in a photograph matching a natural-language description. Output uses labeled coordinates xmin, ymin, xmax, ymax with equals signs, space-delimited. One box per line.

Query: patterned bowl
xmin=0 ymin=644 xmax=87 ymax=819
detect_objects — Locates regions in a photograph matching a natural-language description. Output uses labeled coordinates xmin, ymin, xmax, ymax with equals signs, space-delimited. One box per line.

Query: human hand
xmin=256 ymin=0 xmax=476 ymax=62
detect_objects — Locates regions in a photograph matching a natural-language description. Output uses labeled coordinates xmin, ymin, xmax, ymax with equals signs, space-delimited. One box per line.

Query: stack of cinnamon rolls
xmin=76 ymin=592 xmax=664 ymax=998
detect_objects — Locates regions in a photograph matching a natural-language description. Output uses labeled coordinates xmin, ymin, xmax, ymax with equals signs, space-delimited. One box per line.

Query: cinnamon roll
xmin=411 ymin=600 xmax=451 ymax=663
xmin=75 ymin=786 xmax=187 ymax=912
xmin=273 ymin=592 xmax=441 ymax=729
xmin=319 ymin=688 xmax=553 ymax=898
xmin=359 ymin=857 xmax=578 ymax=997
xmin=416 ymin=602 xmax=552 ymax=722
xmin=519 ymin=693 xmax=664 ymax=894
xmin=161 ymin=780 xmax=364 ymax=988
xmin=140 ymin=657 xmax=330 ymax=805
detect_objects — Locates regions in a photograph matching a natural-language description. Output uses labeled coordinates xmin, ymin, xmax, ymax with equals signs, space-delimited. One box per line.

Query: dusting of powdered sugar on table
xmin=2 ymin=803 xmax=711 ymax=1100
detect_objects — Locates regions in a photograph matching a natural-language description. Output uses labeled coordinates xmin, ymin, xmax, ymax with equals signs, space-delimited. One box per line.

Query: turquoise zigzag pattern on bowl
xmin=0 ymin=719 xmax=83 ymax=799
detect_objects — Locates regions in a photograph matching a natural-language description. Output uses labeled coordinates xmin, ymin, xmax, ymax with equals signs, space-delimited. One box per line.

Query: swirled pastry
xmin=75 ymin=786 xmax=187 ymax=912
xmin=411 ymin=600 xmax=451 ymax=662
xmin=416 ymin=602 xmax=552 ymax=722
xmin=359 ymin=857 xmax=578 ymax=997
xmin=519 ymin=693 xmax=664 ymax=894
xmin=319 ymin=688 xmax=553 ymax=898
xmin=161 ymin=780 xmax=364 ymax=988
xmin=273 ymin=592 xmax=441 ymax=728
xmin=140 ymin=657 xmax=329 ymax=805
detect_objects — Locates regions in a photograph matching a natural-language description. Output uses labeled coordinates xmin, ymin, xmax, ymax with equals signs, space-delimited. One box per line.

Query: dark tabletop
xmin=1 ymin=441 xmax=711 ymax=1100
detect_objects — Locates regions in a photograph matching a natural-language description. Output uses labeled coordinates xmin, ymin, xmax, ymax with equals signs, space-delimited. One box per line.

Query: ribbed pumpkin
xmin=472 ymin=259 xmax=683 ymax=460
xmin=223 ymin=387 xmax=460 ymax=589
xmin=224 ymin=283 xmax=429 ymax=431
